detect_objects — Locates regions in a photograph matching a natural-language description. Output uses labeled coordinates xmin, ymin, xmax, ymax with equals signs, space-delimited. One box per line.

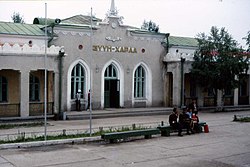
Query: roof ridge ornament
xmin=104 ymin=0 xmax=124 ymax=24
xmin=109 ymin=0 xmax=118 ymax=16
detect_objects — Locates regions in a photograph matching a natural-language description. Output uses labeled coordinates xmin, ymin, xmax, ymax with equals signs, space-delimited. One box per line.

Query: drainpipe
xmin=165 ymin=33 xmax=170 ymax=53
xmin=180 ymin=57 xmax=186 ymax=108
xmin=161 ymin=33 xmax=170 ymax=53
xmin=58 ymin=47 xmax=65 ymax=120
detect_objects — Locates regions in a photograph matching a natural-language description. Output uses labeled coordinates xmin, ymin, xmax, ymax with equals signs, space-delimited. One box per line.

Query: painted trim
xmin=101 ymin=59 xmax=124 ymax=108
xmin=132 ymin=62 xmax=152 ymax=107
xmin=67 ymin=59 xmax=90 ymax=111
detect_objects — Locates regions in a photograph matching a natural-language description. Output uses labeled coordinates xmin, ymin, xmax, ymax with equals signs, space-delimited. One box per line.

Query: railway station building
xmin=0 ymin=0 xmax=249 ymax=118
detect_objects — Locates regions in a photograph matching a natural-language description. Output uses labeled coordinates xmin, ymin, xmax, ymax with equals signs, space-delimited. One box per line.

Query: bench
xmin=101 ymin=128 xmax=161 ymax=143
xmin=157 ymin=121 xmax=207 ymax=137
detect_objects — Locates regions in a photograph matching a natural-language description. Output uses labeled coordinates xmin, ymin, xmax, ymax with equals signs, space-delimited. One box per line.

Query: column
xmin=163 ymin=72 xmax=168 ymax=106
xmin=172 ymin=63 xmax=181 ymax=107
xmin=20 ymin=70 xmax=29 ymax=117
xmin=234 ymin=74 xmax=239 ymax=106
xmin=234 ymin=88 xmax=239 ymax=106
xmin=54 ymin=72 xmax=59 ymax=115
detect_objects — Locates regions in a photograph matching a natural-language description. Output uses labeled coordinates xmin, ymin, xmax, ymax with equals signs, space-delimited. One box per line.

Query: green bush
xmin=233 ymin=115 xmax=250 ymax=122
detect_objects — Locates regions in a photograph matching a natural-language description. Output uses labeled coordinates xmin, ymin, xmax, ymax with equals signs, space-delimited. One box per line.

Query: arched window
xmin=29 ymin=74 xmax=40 ymax=101
xmin=71 ymin=63 xmax=85 ymax=99
xmin=0 ymin=76 xmax=7 ymax=102
xmin=104 ymin=64 xmax=117 ymax=79
xmin=134 ymin=65 xmax=145 ymax=98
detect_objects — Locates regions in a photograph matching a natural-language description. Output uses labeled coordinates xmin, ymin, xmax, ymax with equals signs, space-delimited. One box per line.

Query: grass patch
xmin=0 ymin=122 xmax=45 ymax=129
xmin=233 ymin=115 xmax=250 ymax=122
xmin=0 ymin=124 xmax=152 ymax=144
xmin=233 ymin=117 xmax=250 ymax=122
xmin=0 ymin=132 xmax=97 ymax=144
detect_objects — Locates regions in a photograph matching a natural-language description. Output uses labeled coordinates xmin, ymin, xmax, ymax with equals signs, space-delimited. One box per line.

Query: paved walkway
xmin=0 ymin=108 xmax=249 ymax=146
xmin=0 ymin=108 xmax=171 ymax=141
xmin=0 ymin=110 xmax=250 ymax=167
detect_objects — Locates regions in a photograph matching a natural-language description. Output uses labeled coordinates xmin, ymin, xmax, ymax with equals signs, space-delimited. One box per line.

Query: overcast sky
xmin=0 ymin=0 xmax=249 ymax=47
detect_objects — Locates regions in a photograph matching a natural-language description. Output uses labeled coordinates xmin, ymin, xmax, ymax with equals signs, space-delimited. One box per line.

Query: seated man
xmin=169 ymin=108 xmax=183 ymax=136
xmin=179 ymin=107 xmax=193 ymax=135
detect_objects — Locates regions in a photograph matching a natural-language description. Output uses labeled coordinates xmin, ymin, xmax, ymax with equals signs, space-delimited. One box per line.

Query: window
xmin=190 ymin=77 xmax=196 ymax=97
xmin=104 ymin=64 xmax=117 ymax=79
xmin=0 ymin=76 xmax=7 ymax=102
xmin=29 ymin=74 xmax=40 ymax=101
xmin=71 ymin=63 xmax=85 ymax=99
xmin=225 ymin=88 xmax=233 ymax=96
xmin=134 ymin=65 xmax=145 ymax=98
xmin=240 ymin=80 xmax=247 ymax=96
xmin=208 ymin=87 xmax=214 ymax=96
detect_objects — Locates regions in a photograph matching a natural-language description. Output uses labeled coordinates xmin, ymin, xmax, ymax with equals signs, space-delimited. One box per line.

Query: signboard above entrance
xmin=92 ymin=45 xmax=137 ymax=53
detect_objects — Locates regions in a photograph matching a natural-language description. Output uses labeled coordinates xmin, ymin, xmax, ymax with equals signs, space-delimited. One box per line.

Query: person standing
xmin=169 ymin=108 xmax=183 ymax=137
xmin=189 ymin=98 xmax=198 ymax=115
xmin=86 ymin=89 xmax=90 ymax=111
xmin=76 ymin=89 xmax=81 ymax=111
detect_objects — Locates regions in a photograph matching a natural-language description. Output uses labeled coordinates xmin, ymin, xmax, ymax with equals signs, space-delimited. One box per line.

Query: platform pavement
xmin=65 ymin=107 xmax=173 ymax=120
xmin=0 ymin=110 xmax=250 ymax=167
xmin=0 ymin=107 xmax=250 ymax=150
xmin=0 ymin=107 xmax=173 ymax=143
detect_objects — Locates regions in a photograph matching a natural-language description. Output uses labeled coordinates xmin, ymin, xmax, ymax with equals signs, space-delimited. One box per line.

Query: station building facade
xmin=0 ymin=1 xmax=249 ymax=118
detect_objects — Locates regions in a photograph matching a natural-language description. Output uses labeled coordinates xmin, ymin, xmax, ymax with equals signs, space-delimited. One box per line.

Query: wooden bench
xmin=157 ymin=121 xmax=207 ymax=137
xmin=101 ymin=128 xmax=161 ymax=143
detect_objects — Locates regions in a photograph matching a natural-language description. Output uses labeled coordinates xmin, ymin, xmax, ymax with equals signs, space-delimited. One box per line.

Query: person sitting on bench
xmin=192 ymin=112 xmax=200 ymax=133
xmin=169 ymin=108 xmax=183 ymax=137
xmin=179 ymin=107 xmax=194 ymax=135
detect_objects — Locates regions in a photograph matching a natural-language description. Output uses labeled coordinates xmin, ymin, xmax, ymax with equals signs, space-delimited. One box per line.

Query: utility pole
xmin=44 ymin=2 xmax=47 ymax=141
xmin=180 ymin=57 xmax=186 ymax=108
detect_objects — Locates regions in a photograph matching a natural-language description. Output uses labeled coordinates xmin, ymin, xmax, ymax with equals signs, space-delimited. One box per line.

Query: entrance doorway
xmin=104 ymin=79 xmax=120 ymax=108
xmin=104 ymin=64 xmax=120 ymax=108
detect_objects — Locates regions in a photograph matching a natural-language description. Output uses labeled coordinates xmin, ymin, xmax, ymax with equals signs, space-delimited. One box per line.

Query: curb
xmin=0 ymin=136 xmax=102 ymax=150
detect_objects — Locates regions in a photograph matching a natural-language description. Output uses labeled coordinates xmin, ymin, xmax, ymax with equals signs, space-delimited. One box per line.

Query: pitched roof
xmin=0 ymin=22 xmax=45 ymax=36
xmin=61 ymin=15 xmax=102 ymax=25
xmin=169 ymin=36 xmax=198 ymax=47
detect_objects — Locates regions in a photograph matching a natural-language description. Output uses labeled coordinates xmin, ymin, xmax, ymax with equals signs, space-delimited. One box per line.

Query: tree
xmin=11 ymin=12 xmax=25 ymax=23
xmin=141 ymin=20 xmax=159 ymax=33
xmin=191 ymin=26 xmax=249 ymax=110
xmin=246 ymin=31 xmax=250 ymax=52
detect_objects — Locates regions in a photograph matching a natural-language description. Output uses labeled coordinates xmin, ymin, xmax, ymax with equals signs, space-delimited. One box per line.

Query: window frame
xmin=0 ymin=76 xmax=8 ymax=102
xmin=71 ymin=63 xmax=85 ymax=99
xmin=29 ymin=74 xmax=40 ymax=101
xmin=134 ymin=65 xmax=145 ymax=98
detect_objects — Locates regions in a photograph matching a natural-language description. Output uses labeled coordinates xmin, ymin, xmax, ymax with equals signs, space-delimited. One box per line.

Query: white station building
xmin=0 ymin=0 xmax=249 ymax=118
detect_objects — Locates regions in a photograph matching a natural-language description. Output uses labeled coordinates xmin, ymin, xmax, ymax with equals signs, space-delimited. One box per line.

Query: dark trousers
xmin=170 ymin=123 xmax=182 ymax=135
xmin=76 ymin=100 xmax=81 ymax=111
xmin=193 ymin=123 xmax=200 ymax=133
xmin=87 ymin=100 xmax=90 ymax=110
xmin=181 ymin=121 xmax=192 ymax=134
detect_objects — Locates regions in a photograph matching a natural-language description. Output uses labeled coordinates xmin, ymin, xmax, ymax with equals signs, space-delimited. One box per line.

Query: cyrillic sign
xmin=92 ymin=45 xmax=137 ymax=53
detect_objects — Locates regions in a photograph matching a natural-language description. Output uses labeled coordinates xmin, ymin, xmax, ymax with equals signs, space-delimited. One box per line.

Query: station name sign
xmin=92 ymin=45 xmax=137 ymax=53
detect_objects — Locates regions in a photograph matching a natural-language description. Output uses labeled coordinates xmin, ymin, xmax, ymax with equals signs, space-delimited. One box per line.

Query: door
xmin=104 ymin=79 xmax=120 ymax=108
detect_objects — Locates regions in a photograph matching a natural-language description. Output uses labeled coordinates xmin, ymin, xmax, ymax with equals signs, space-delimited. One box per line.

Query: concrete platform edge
xmin=0 ymin=136 xmax=102 ymax=150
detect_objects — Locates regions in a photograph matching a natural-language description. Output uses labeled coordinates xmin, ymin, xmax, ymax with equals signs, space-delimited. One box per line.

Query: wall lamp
xmin=59 ymin=47 xmax=65 ymax=57
xmin=96 ymin=65 xmax=99 ymax=73
xmin=127 ymin=66 xmax=130 ymax=74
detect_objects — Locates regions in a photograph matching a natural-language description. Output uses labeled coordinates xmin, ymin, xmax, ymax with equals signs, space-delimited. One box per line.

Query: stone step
xmin=66 ymin=109 xmax=172 ymax=120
